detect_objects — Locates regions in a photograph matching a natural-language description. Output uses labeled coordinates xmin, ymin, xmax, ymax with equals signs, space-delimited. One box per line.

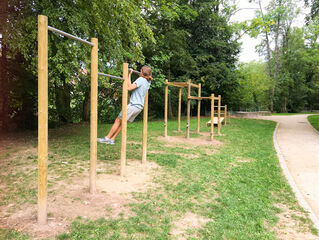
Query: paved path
xmin=260 ymin=114 xmax=319 ymax=226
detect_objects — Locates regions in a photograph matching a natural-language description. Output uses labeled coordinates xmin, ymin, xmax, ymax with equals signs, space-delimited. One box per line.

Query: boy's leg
xmin=110 ymin=126 xmax=122 ymax=140
xmin=106 ymin=117 xmax=121 ymax=139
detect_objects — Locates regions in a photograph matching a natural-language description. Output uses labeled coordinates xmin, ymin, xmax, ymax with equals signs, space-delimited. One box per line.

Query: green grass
xmin=308 ymin=115 xmax=319 ymax=131
xmin=0 ymin=117 xmax=317 ymax=239
xmin=271 ymin=112 xmax=315 ymax=116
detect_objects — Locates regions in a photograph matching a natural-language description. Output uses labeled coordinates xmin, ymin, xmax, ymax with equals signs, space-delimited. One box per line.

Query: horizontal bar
xmin=188 ymin=96 xmax=201 ymax=100
xmin=48 ymin=26 xmax=94 ymax=46
xmin=188 ymin=96 xmax=213 ymax=100
xmin=189 ymin=83 xmax=200 ymax=88
xmin=165 ymin=82 xmax=188 ymax=87
xmin=214 ymin=106 xmax=225 ymax=108
xmin=129 ymin=68 xmax=140 ymax=75
xmin=98 ymin=72 xmax=124 ymax=81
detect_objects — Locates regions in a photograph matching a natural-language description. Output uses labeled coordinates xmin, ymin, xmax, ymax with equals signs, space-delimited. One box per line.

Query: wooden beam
xmin=164 ymin=79 xmax=168 ymax=137
xmin=186 ymin=80 xmax=191 ymax=139
xmin=142 ymin=91 xmax=148 ymax=164
xmin=38 ymin=14 xmax=48 ymax=225
xmin=178 ymin=87 xmax=182 ymax=131
xmin=197 ymin=83 xmax=201 ymax=133
xmin=224 ymin=105 xmax=227 ymax=126
xmin=210 ymin=94 xmax=214 ymax=141
xmin=120 ymin=63 xmax=128 ymax=177
xmin=190 ymin=83 xmax=200 ymax=88
xmin=90 ymin=37 xmax=98 ymax=194
xmin=188 ymin=96 xmax=213 ymax=100
xmin=218 ymin=95 xmax=221 ymax=135
xmin=165 ymin=82 xmax=188 ymax=87
xmin=188 ymin=96 xmax=201 ymax=100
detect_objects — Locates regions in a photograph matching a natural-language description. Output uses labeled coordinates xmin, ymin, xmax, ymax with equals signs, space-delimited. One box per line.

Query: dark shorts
xmin=118 ymin=104 xmax=142 ymax=122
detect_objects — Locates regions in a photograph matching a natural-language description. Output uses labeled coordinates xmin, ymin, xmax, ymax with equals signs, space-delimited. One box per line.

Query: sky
xmin=230 ymin=0 xmax=310 ymax=63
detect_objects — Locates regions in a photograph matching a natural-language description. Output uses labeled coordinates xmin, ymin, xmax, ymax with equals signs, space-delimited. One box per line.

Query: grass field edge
xmin=307 ymin=115 xmax=319 ymax=135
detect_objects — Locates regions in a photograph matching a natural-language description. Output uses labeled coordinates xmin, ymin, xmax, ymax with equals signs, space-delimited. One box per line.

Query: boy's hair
xmin=141 ymin=66 xmax=153 ymax=81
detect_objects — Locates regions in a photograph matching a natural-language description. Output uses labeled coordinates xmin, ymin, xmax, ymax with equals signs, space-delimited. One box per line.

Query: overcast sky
xmin=230 ymin=0 xmax=310 ymax=63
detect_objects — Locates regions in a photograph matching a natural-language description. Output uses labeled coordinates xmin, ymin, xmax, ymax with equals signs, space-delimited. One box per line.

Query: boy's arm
xmin=127 ymin=70 xmax=138 ymax=91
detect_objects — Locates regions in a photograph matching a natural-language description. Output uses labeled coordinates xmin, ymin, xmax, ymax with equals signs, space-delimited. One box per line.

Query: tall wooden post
xmin=178 ymin=87 xmax=182 ymax=131
xmin=210 ymin=94 xmax=214 ymax=141
xmin=197 ymin=83 xmax=201 ymax=133
xmin=186 ymin=80 xmax=191 ymax=139
xmin=142 ymin=92 xmax=148 ymax=164
xmin=164 ymin=80 xmax=168 ymax=137
xmin=38 ymin=15 xmax=48 ymax=225
xmin=120 ymin=63 xmax=128 ymax=176
xmin=224 ymin=105 xmax=227 ymax=126
xmin=89 ymin=38 xmax=98 ymax=194
xmin=218 ymin=95 xmax=221 ymax=135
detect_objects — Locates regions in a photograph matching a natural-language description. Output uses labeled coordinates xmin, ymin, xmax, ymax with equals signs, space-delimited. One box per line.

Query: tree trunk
xmin=0 ymin=43 xmax=9 ymax=131
xmin=259 ymin=0 xmax=275 ymax=111
xmin=55 ymin=78 xmax=72 ymax=123
xmin=82 ymin=89 xmax=90 ymax=121
xmin=0 ymin=0 xmax=9 ymax=131
xmin=273 ymin=1 xmax=282 ymax=112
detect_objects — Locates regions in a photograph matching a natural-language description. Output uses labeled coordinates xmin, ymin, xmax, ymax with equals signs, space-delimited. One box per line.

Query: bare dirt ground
xmin=257 ymin=114 xmax=319 ymax=230
xmin=0 ymin=160 xmax=160 ymax=239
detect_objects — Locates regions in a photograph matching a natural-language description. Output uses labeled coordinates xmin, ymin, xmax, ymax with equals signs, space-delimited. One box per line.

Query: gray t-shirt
xmin=129 ymin=77 xmax=151 ymax=109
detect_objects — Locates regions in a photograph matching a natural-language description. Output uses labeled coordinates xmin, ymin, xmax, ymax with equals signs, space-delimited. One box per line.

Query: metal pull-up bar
xmin=129 ymin=68 xmax=140 ymax=75
xmin=48 ymin=26 xmax=94 ymax=46
xmin=98 ymin=72 xmax=124 ymax=81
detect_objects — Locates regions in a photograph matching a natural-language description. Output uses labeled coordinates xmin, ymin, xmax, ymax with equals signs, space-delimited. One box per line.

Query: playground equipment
xmin=164 ymin=79 xmax=228 ymax=140
xmin=37 ymin=15 xmax=149 ymax=225
xmin=206 ymin=105 xmax=231 ymax=132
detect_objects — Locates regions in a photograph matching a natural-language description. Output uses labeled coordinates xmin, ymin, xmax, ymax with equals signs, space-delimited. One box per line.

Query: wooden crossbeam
xmin=188 ymin=96 xmax=214 ymax=100
xmin=165 ymin=82 xmax=188 ymax=87
xmin=190 ymin=83 xmax=200 ymax=88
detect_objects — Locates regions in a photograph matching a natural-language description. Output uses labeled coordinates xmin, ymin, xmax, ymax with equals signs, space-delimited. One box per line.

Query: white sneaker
xmin=97 ymin=137 xmax=114 ymax=144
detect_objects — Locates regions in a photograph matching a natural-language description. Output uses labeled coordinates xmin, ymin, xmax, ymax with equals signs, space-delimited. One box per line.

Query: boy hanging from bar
xmin=98 ymin=66 xmax=153 ymax=144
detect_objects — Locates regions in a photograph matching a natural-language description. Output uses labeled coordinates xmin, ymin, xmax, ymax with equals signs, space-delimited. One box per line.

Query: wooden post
xmin=142 ymin=92 xmax=148 ymax=164
xmin=224 ymin=105 xmax=227 ymax=126
xmin=197 ymin=83 xmax=201 ymax=133
xmin=178 ymin=87 xmax=182 ymax=131
xmin=210 ymin=94 xmax=214 ymax=141
xmin=89 ymin=38 xmax=98 ymax=194
xmin=38 ymin=15 xmax=48 ymax=225
xmin=120 ymin=63 xmax=128 ymax=176
xmin=164 ymin=80 xmax=168 ymax=137
xmin=186 ymin=80 xmax=191 ymax=139
xmin=218 ymin=95 xmax=221 ymax=135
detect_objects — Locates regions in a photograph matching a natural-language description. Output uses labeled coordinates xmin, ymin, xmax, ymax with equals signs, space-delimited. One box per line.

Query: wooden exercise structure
xmin=38 ymin=15 xmax=149 ymax=225
xmin=164 ymin=79 xmax=228 ymax=141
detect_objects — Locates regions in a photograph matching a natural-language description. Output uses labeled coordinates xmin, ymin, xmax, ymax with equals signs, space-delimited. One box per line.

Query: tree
xmin=247 ymin=0 xmax=298 ymax=111
xmin=233 ymin=61 xmax=272 ymax=111
xmin=2 ymin=0 xmax=154 ymax=128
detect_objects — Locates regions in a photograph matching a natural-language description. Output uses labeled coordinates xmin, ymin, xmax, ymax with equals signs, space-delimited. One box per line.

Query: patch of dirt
xmin=170 ymin=212 xmax=211 ymax=239
xmin=157 ymin=136 xmax=223 ymax=147
xmin=271 ymin=203 xmax=318 ymax=240
xmin=0 ymin=160 xmax=161 ymax=239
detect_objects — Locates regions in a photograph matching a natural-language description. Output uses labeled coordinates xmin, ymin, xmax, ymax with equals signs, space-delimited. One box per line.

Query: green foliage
xmin=143 ymin=0 xmax=240 ymax=116
xmin=232 ymin=61 xmax=273 ymax=111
